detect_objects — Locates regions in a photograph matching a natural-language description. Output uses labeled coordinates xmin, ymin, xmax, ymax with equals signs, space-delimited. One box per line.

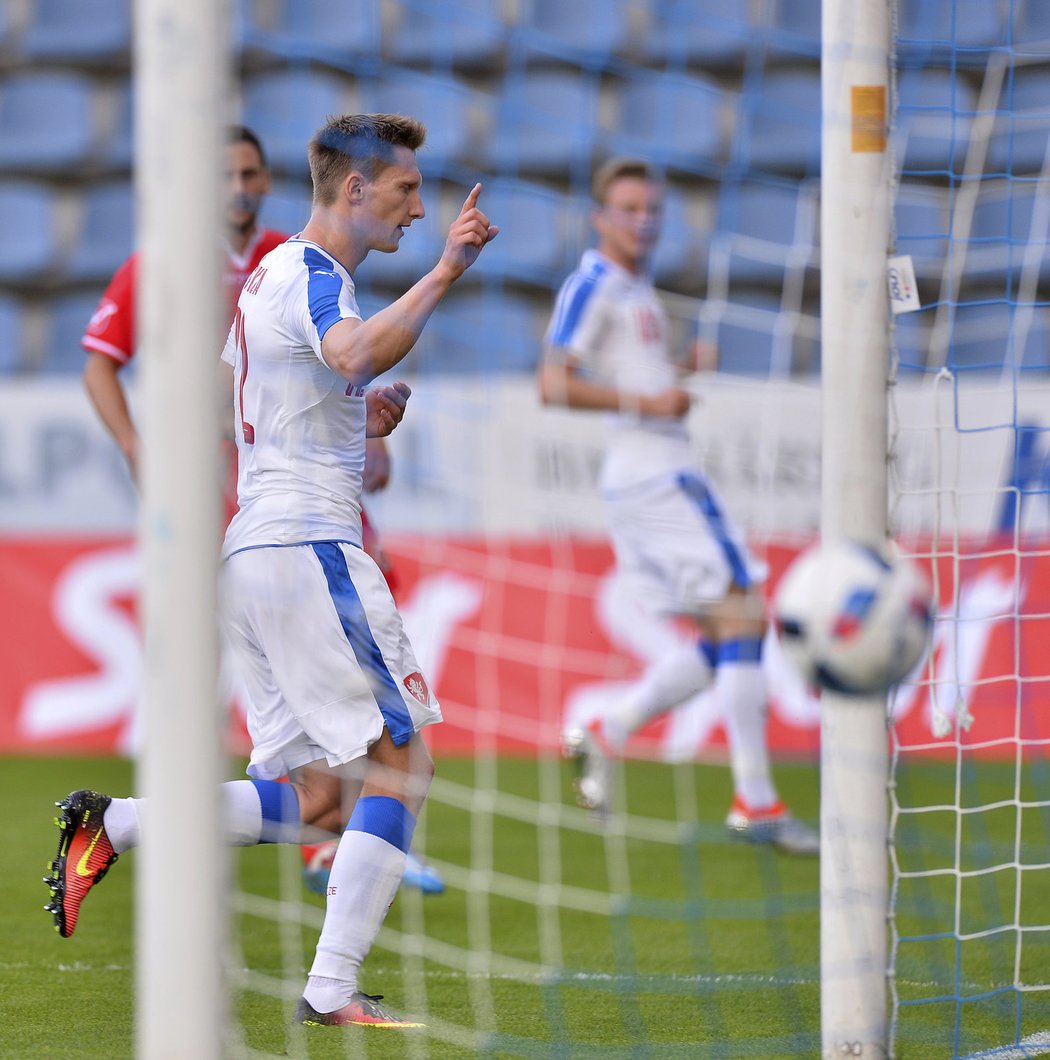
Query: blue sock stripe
xmin=717 ymin=636 xmax=764 ymax=665
xmin=698 ymin=639 xmax=719 ymax=670
xmin=347 ymin=795 xmax=416 ymax=854
xmin=251 ymin=779 xmax=300 ymax=844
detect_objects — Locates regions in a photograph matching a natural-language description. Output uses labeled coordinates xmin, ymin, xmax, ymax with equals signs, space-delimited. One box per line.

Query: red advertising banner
xmin=1 ymin=535 xmax=1047 ymax=760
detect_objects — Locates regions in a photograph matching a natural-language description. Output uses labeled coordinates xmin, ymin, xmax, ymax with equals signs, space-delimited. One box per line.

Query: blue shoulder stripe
xmin=549 ymin=261 xmax=606 ymax=347
xmin=303 ymin=246 xmax=345 ymax=341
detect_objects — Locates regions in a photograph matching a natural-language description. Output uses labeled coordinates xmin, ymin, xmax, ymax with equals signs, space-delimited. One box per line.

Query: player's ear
xmin=345 ymin=172 xmax=365 ymax=205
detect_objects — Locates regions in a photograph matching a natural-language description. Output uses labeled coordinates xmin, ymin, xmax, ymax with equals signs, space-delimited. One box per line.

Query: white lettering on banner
xmin=20 ymin=546 xmax=141 ymax=743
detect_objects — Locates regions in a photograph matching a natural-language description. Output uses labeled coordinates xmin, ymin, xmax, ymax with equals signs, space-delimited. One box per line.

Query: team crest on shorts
xmin=403 ymin=672 xmax=429 ymax=705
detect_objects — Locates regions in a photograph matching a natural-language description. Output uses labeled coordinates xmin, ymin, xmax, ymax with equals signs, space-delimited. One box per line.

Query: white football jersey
xmin=545 ymin=248 xmax=693 ymax=492
xmin=221 ymin=238 xmax=367 ymax=558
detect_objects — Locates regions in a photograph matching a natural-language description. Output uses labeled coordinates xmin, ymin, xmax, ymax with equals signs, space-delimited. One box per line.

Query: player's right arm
xmin=83 ymin=353 xmax=139 ymax=478
xmin=320 ymin=184 xmax=499 ymax=384
xmin=539 ymin=355 xmax=691 ymax=418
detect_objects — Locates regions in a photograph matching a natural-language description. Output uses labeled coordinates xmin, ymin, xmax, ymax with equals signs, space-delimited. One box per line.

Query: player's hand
xmin=365 ymin=381 xmax=411 ymax=438
xmin=438 ymin=183 xmax=499 ymax=280
xmin=641 ymin=387 xmax=692 ymax=419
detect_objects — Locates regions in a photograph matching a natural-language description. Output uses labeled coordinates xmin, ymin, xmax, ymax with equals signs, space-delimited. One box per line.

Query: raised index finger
xmin=459 ymin=182 xmax=482 ymax=215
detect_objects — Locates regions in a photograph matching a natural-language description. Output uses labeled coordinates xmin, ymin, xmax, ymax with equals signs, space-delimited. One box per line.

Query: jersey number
xmin=233 ymin=307 xmax=255 ymax=444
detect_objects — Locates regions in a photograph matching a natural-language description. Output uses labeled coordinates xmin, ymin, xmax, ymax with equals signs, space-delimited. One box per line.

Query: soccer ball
xmin=772 ymin=539 xmax=934 ymax=696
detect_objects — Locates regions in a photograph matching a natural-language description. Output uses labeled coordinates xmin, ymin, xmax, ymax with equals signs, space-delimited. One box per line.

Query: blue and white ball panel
xmin=605 ymin=471 xmax=767 ymax=614
xmin=221 ymin=541 xmax=441 ymax=781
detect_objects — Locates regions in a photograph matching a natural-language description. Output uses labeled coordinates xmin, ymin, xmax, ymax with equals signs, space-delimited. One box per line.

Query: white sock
xmin=101 ymin=780 xmax=286 ymax=854
xmin=718 ymin=640 xmax=778 ymax=809
xmin=604 ymin=641 xmax=716 ymax=750
xmin=305 ymin=830 xmax=406 ymax=1007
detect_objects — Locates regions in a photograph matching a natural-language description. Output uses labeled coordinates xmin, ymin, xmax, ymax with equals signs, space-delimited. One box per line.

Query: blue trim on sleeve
xmin=549 ymin=262 xmax=605 ymax=347
xmin=676 ymin=472 xmax=752 ymax=588
xmin=347 ymin=795 xmax=416 ymax=854
xmin=250 ymin=779 xmax=301 ymax=844
xmin=698 ymin=639 xmax=719 ymax=670
xmin=716 ymin=636 xmax=764 ymax=665
xmin=304 ymin=246 xmax=346 ymax=341
xmin=310 ymin=541 xmax=414 ymax=744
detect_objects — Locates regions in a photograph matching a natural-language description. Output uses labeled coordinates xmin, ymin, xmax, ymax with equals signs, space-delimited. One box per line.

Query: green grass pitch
xmin=2 ymin=754 xmax=1048 ymax=1058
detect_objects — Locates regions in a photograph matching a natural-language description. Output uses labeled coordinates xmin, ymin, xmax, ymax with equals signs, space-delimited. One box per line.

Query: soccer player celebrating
xmin=539 ymin=158 xmax=817 ymax=855
xmin=46 ymin=113 xmax=497 ymax=1028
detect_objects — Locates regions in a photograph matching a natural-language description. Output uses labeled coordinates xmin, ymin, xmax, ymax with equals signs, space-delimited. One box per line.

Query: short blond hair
xmin=591 ymin=157 xmax=662 ymax=206
xmin=308 ymin=113 xmax=427 ymax=205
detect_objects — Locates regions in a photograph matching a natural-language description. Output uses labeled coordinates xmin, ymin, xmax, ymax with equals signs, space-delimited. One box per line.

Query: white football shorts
xmin=605 ymin=470 xmax=768 ymax=616
xmin=221 ymin=540 xmax=442 ymax=780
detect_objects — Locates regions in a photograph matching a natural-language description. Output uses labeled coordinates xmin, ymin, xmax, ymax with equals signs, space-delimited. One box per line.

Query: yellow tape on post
xmin=851 ymin=85 xmax=887 ymax=152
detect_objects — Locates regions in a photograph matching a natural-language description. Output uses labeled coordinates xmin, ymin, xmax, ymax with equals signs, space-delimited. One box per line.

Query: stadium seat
xmin=609 ymin=71 xmax=725 ymax=173
xmin=707 ymin=179 xmax=818 ymax=287
xmin=948 ymin=301 xmax=1050 ymax=373
xmin=67 ymin=181 xmax=134 ymax=282
xmin=1014 ymin=0 xmax=1050 ymax=56
xmin=893 ymin=306 xmax=932 ymax=374
xmin=986 ymin=69 xmax=1050 ymax=177
xmin=895 ymin=183 xmax=951 ymax=283
xmin=261 ymin=180 xmax=311 ymax=238
xmin=42 ymin=292 xmax=105 ymax=374
xmin=709 ymin=293 xmax=798 ymax=376
xmin=897 ymin=0 xmax=1011 ymax=67
xmin=644 ymin=0 xmax=755 ymax=67
xmin=360 ymin=71 xmax=482 ymax=175
xmin=0 ymin=182 xmax=58 ymax=281
xmin=522 ymin=0 xmax=640 ymax=67
xmin=965 ymin=183 xmax=1050 ymax=288
xmin=389 ymin=0 xmax=507 ymax=69
xmin=764 ymin=0 xmax=822 ymax=59
xmin=732 ymin=69 xmax=822 ymax=176
xmin=0 ymin=72 xmax=95 ymax=172
xmin=473 ymin=178 xmax=576 ymax=286
xmin=651 ymin=185 xmax=709 ymax=292
xmin=244 ymin=0 xmax=381 ymax=65
xmin=895 ymin=69 xmax=977 ymax=176
xmin=0 ymin=295 xmax=24 ymax=374
xmin=20 ymin=0 xmax=131 ymax=64
xmin=413 ymin=291 xmax=541 ymax=374
xmin=485 ymin=69 xmax=601 ymax=177
xmin=242 ymin=70 xmax=354 ymax=176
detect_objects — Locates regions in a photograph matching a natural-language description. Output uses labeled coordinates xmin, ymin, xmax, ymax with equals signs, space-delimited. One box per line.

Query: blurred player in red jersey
xmin=78 ymin=124 xmax=442 ymax=894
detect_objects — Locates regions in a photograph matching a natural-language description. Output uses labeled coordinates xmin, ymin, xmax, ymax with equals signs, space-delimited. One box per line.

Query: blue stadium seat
xmin=965 ymin=183 xmax=1050 ymax=287
xmin=485 ymin=69 xmax=600 ymax=177
xmin=895 ymin=183 xmax=951 ymax=282
xmin=0 ymin=295 xmax=24 ymax=374
xmin=413 ymin=292 xmax=540 ymax=373
xmin=609 ymin=71 xmax=724 ymax=173
xmin=986 ymin=69 xmax=1050 ymax=176
xmin=261 ymin=180 xmax=311 ymax=238
xmin=523 ymin=0 xmax=639 ymax=67
xmin=67 ymin=182 xmax=134 ymax=282
xmin=21 ymin=0 xmax=131 ymax=63
xmin=895 ymin=69 xmax=976 ymax=176
xmin=43 ymin=293 xmax=105 ymax=374
xmin=102 ymin=82 xmax=133 ymax=170
xmin=764 ymin=0 xmax=822 ymax=59
xmin=0 ymin=73 xmax=95 ymax=172
xmin=1014 ymin=0 xmax=1050 ymax=57
xmin=710 ymin=293 xmax=796 ymax=376
xmin=645 ymin=0 xmax=755 ymax=67
xmin=732 ymin=69 xmax=822 ymax=176
xmin=707 ymin=179 xmax=817 ymax=286
xmin=651 ymin=186 xmax=708 ymax=291
xmin=360 ymin=71 xmax=481 ymax=175
xmin=893 ymin=307 xmax=933 ymax=374
xmin=948 ymin=301 xmax=1050 ymax=373
xmin=0 ymin=182 xmax=58 ymax=281
xmin=897 ymin=0 xmax=1011 ymax=67
xmin=474 ymin=178 xmax=574 ymax=285
xmin=389 ymin=0 xmax=507 ymax=69
xmin=244 ymin=0 xmax=381 ymax=65
xmin=242 ymin=70 xmax=353 ymax=175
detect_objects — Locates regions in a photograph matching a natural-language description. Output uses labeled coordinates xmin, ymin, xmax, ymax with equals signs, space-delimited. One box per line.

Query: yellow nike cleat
xmin=44 ymin=790 xmax=119 ymax=938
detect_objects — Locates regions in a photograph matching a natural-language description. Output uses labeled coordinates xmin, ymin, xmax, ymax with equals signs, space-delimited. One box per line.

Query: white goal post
xmin=820 ymin=0 xmax=893 ymax=1055
xmin=134 ymin=0 xmax=228 ymax=1056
